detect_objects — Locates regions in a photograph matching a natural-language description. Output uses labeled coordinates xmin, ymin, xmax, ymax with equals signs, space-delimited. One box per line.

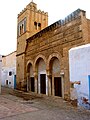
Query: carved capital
xmin=46 ymin=69 xmax=52 ymax=78
xmin=26 ymin=73 xmax=29 ymax=77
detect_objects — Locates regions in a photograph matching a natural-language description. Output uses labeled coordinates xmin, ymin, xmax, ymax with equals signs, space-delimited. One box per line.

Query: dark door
xmin=54 ymin=77 xmax=62 ymax=97
xmin=40 ymin=74 xmax=46 ymax=94
xmin=14 ymin=75 xmax=16 ymax=89
xmin=31 ymin=77 xmax=34 ymax=92
xmin=6 ymin=80 xmax=8 ymax=85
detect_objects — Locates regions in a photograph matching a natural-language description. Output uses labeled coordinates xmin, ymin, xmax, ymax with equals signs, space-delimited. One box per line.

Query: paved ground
xmin=0 ymin=87 xmax=90 ymax=120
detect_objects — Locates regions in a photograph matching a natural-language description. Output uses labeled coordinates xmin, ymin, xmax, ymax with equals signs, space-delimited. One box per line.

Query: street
xmin=0 ymin=87 xmax=90 ymax=120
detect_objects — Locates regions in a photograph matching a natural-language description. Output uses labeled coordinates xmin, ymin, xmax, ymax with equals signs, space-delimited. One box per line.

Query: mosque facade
xmin=16 ymin=1 xmax=90 ymax=100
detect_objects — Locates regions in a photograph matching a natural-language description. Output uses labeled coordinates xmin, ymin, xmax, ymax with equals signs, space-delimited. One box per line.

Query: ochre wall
xmin=25 ymin=10 xmax=90 ymax=99
xmin=16 ymin=2 xmax=48 ymax=90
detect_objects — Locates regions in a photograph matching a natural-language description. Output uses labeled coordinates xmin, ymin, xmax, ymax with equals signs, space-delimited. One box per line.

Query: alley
xmin=0 ymin=87 xmax=90 ymax=120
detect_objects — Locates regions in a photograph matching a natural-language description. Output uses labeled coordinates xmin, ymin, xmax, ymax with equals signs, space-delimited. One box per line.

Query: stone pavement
xmin=0 ymin=87 xmax=90 ymax=120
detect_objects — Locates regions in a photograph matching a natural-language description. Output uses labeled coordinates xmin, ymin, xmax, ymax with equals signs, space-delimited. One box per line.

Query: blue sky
xmin=0 ymin=0 xmax=90 ymax=55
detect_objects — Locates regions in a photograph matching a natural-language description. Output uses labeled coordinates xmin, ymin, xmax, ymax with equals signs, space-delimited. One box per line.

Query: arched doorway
xmin=36 ymin=58 xmax=47 ymax=94
xmin=27 ymin=63 xmax=34 ymax=92
xmin=50 ymin=57 xmax=62 ymax=97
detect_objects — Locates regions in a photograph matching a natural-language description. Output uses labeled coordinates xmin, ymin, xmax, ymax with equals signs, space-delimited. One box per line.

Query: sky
xmin=0 ymin=0 xmax=90 ymax=55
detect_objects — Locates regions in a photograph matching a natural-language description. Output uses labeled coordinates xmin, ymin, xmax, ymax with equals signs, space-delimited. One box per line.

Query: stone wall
xmin=16 ymin=2 xmax=48 ymax=90
xmin=25 ymin=9 xmax=90 ymax=99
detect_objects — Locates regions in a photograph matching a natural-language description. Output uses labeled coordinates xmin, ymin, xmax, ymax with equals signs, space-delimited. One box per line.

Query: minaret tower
xmin=16 ymin=1 xmax=48 ymax=90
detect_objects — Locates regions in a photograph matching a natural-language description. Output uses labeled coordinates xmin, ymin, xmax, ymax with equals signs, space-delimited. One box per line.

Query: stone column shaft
xmin=34 ymin=72 xmax=38 ymax=93
xmin=26 ymin=73 xmax=29 ymax=92
xmin=46 ymin=69 xmax=52 ymax=96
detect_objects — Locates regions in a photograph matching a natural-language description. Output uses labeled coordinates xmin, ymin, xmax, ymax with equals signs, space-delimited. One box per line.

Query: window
xmin=6 ymin=80 xmax=8 ymax=85
xmin=20 ymin=24 xmax=24 ymax=34
xmin=38 ymin=23 xmax=41 ymax=30
xmin=20 ymin=26 xmax=22 ymax=34
xmin=24 ymin=19 xmax=26 ymax=32
xmin=34 ymin=22 xmax=37 ymax=30
xmin=22 ymin=24 xmax=24 ymax=34
xmin=18 ymin=17 xmax=27 ymax=37
xmin=9 ymin=71 xmax=12 ymax=76
xmin=18 ymin=64 xmax=19 ymax=67
xmin=9 ymin=82 xmax=11 ymax=84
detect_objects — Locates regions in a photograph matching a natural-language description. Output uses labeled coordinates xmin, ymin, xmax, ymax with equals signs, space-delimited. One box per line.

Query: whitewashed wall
xmin=69 ymin=44 xmax=90 ymax=109
xmin=2 ymin=51 xmax=16 ymax=89
xmin=2 ymin=67 xmax=16 ymax=89
xmin=0 ymin=55 xmax=2 ymax=93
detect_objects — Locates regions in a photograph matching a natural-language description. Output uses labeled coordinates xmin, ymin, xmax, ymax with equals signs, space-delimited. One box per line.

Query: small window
xmin=18 ymin=18 xmax=27 ymax=37
xmin=22 ymin=24 xmax=24 ymax=34
xmin=20 ymin=26 xmax=22 ymax=34
xmin=18 ymin=64 xmax=19 ymax=67
xmin=38 ymin=23 xmax=41 ymax=30
xmin=9 ymin=71 xmax=12 ymax=76
xmin=24 ymin=18 xmax=26 ymax=32
xmin=6 ymin=80 xmax=8 ymax=85
xmin=34 ymin=22 xmax=37 ymax=30
xmin=9 ymin=82 xmax=11 ymax=84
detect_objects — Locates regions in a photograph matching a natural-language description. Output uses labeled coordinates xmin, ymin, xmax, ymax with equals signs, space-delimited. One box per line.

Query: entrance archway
xmin=49 ymin=57 xmax=62 ymax=97
xmin=36 ymin=58 xmax=47 ymax=94
xmin=27 ymin=63 xmax=34 ymax=92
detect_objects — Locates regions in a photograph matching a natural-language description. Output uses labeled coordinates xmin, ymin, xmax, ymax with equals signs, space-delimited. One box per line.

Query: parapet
xmin=18 ymin=7 xmax=27 ymax=17
xmin=18 ymin=1 xmax=48 ymax=17
xmin=26 ymin=9 xmax=86 ymax=42
xmin=57 ymin=9 xmax=86 ymax=26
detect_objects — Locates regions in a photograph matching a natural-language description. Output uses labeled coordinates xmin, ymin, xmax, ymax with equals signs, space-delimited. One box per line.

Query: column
xmin=34 ymin=71 xmax=38 ymax=93
xmin=46 ymin=75 xmax=48 ymax=95
xmin=46 ymin=69 xmax=52 ymax=96
xmin=60 ymin=70 xmax=65 ymax=99
xmin=26 ymin=73 xmax=29 ymax=92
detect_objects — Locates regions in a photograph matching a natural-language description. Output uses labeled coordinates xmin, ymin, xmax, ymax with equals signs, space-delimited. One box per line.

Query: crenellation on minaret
xmin=18 ymin=2 xmax=48 ymax=18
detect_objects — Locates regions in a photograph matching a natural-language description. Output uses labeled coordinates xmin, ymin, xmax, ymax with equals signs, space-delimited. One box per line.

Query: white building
xmin=0 ymin=55 xmax=2 ymax=93
xmin=2 ymin=51 xmax=16 ymax=89
xmin=69 ymin=44 xmax=90 ymax=109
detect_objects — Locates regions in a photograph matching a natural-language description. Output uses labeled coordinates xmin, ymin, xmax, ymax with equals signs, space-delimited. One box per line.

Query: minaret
xmin=16 ymin=1 xmax=48 ymax=90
